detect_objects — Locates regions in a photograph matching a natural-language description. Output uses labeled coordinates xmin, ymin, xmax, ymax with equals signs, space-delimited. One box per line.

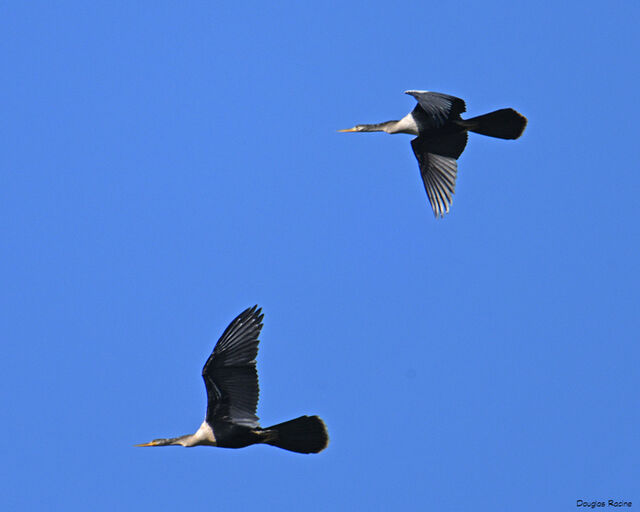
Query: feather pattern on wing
xmin=202 ymin=306 xmax=263 ymax=428
xmin=405 ymin=91 xmax=466 ymax=129
xmin=411 ymin=131 xmax=468 ymax=218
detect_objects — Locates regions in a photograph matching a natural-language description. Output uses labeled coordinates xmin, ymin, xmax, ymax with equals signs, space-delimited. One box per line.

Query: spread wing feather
xmin=411 ymin=132 xmax=468 ymax=218
xmin=202 ymin=306 xmax=263 ymax=428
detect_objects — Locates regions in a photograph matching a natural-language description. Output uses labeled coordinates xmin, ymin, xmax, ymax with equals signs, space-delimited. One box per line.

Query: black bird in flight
xmin=136 ymin=306 xmax=329 ymax=454
xmin=339 ymin=90 xmax=527 ymax=218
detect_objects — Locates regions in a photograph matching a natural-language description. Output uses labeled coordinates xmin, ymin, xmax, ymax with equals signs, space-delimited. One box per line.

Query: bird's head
xmin=337 ymin=125 xmax=367 ymax=133
xmin=135 ymin=437 xmax=183 ymax=447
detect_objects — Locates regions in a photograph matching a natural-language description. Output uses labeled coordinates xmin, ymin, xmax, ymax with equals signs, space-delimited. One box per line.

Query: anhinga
xmin=339 ymin=90 xmax=527 ymax=218
xmin=135 ymin=306 xmax=329 ymax=454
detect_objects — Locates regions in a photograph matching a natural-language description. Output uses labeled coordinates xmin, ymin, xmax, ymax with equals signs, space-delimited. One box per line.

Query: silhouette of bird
xmin=136 ymin=306 xmax=329 ymax=454
xmin=339 ymin=90 xmax=527 ymax=217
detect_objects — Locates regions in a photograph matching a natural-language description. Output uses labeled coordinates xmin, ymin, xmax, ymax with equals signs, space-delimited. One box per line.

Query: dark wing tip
xmin=203 ymin=306 xmax=265 ymax=372
xmin=242 ymin=304 xmax=262 ymax=318
xmin=234 ymin=304 xmax=264 ymax=329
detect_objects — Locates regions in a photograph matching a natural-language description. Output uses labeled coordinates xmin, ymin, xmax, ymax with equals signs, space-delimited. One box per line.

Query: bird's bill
xmin=337 ymin=127 xmax=359 ymax=132
xmin=134 ymin=440 xmax=160 ymax=447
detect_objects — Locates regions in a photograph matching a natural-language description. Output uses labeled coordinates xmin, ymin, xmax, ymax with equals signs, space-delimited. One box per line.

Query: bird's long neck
xmin=361 ymin=113 xmax=419 ymax=135
xmin=152 ymin=434 xmax=196 ymax=446
xmin=358 ymin=120 xmax=401 ymax=133
xmin=176 ymin=434 xmax=202 ymax=447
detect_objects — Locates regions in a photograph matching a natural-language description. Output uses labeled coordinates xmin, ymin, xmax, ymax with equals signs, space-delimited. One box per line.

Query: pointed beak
xmin=337 ymin=127 xmax=358 ymax=132
xmin=134 ymin=440 xmax=159 ymax=447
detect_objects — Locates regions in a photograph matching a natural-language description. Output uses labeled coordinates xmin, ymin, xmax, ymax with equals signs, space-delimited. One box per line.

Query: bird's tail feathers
xmin=459 ymin=108 xmax=527 ymax=139
xmin=264 ymin=415 xmax=329 ymax=454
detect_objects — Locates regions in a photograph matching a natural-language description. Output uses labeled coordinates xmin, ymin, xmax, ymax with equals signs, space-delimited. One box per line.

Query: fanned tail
xmin=459 ymin=108 xmax=527 ymax=139
xmin=263 ymin=415 xmax=329 ymax=454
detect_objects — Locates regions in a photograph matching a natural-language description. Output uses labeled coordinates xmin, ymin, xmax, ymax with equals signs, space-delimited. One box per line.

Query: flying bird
xmin=135 ymin=306 xmax=329 ymax=454
xmin=339 ymin=90 xmax=527 ymax=218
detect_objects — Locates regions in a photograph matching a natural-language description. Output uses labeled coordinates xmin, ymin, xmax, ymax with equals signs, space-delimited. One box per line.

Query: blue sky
xmin=1 ymin=2 xmax=639 ymax=510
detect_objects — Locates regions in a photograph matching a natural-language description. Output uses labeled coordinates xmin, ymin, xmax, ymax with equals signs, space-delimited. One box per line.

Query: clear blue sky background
xmin=1 ymin=2 xmax=638 ymax=511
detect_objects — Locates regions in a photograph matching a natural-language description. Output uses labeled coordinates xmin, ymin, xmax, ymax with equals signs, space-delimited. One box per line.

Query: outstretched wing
xmin=202 ymin=306 xmax=264 ymax=428
xmin=411 ymin=131 xmax=468 ymax=218
xmin=405 ymin=91 xmax=466 ymax=130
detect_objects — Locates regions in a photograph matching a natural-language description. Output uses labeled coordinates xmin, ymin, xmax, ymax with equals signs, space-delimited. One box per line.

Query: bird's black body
xmin=137 ymin=306 xmax=329 ymax=454
xmin=210 ymin=422 xmax=265 ymax=449
xmin=339 ymin=90 xmax=527 ymax=218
